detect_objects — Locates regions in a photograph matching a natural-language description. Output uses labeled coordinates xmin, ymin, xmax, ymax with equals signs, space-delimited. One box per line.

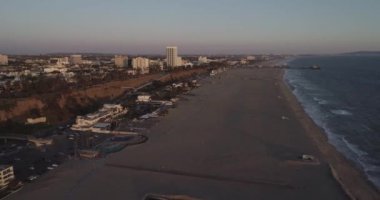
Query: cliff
xmin=0 ymin=69 xmax=207 ymax=124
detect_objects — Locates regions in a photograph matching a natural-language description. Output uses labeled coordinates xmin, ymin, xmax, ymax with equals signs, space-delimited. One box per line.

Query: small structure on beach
xmin=300 ymin=154 xmax=316 ymax=161
xmin=281 ymin=116 xmax=290 ymax=120
xmin=78 ymin=150 xmax=100 ymax=159
xmin=137 ymin=94 xmax=152 ymax=103
xmin=25 ymin=117 xmax=47 ymax=125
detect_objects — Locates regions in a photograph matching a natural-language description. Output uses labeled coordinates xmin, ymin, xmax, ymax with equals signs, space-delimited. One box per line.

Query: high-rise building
xmin=0 ymin=165 xmax=14 ymax=190
xmin=132 ymin=57 xmax=150 ymax=74
xmin=70 ymin=55 xmax=82 ymax=65
xmin=114 ymin=55 xmax=128 ymax=67
xmin=166 ymin=46 xmax=181 ymax=67
xmin=0 ymin=54 xmax=8 ymax=65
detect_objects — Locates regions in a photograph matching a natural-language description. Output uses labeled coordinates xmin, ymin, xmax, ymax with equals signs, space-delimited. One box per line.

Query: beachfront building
xmin=166 ymin=46 xmax=182 ymax=67
xmin=137 ymin=94 xmax=152 ymax=103
xmin=78 ymin=150 xmax=100 ymax=159
xmin=132 ymin=57 xmax=150 ymax=74
xmin=0 ymin=165 xmax=15 ymax=190
xmin=70 ymin=55 xmax=82 ymax=65
xmin=26 ymin=117 xmax=47 ymax=125
xmin=71 ymin=104 xmax=127 ymax=131
xmin=115 ymin=55 xmax=128 ymax=67
xmin=0 ymin=54 xmax=8 ymax=65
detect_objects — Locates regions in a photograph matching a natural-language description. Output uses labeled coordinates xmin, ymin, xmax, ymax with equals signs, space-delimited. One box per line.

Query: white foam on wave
xmin=318 ymin=100 xmax=329 ymax=105
xmin=330 ymin=109 xmax=353 ymax=116
xmin=313 ymin=97 xmax=329 ymax=105
xmin=364 ymin=163 xmax=380 ymax=172
xmin=341 ymin=136 xmax=368 ymax=157
xmin=290 ymin=82 xmax=330 ymax=135
xmin=361 ymin=160 xmax=380 ymax=188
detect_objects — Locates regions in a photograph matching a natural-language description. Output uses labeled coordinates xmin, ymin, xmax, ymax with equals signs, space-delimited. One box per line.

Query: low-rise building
xmin=70 ymin=55 xmax=82 ymax=65
xmin=247 ymin=56 xmax=256 ymax=61
xmin=137 ymin=94 xmax=151 ymax=103
xmin=198 ymin=56 xmax=208 ymax=64
xmin=132 ymin=57 xmax=150 ymax=74
xmin=183 ymin=61 xmax=194 ymax=68
xmin=71 ymin=104 xmax=127 ymax=131
xmin=81 ymin=60 xmax=93 ymax=65
xmin=43 ymin=65 xmax=68 ymax=73
xmin=50 ymin=57 xmax=69 ymax=65
xmin=0 ymin=54 xmax=8 ymax=65
xmin=0 ymin=165 xmax=15 ymax=190
xmin=240 ymin=59 xmax=248 ymax=65
xmin=127 ymin=69 xmax=137 ymax=76
xmin=92 ymin=122 xmax=111 ymax=131
xmin=26 ymin=117 xmax=47 ymax=125
xmin=78 ymin=150 xmax=100 ymax=159
xmin=114 ymin=55 xmax=128 ymax=67
xmin=149 ymin=59 xmax=164 ymax=71
xmin=176 ymin=56 xmax=183 ymax=67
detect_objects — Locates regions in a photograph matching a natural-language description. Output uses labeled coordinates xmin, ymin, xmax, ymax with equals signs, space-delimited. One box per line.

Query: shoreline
xmin=279 ymin=69 xmax=380 ymax=199
xmin=5 ymin=66 xmax=374 ymax=199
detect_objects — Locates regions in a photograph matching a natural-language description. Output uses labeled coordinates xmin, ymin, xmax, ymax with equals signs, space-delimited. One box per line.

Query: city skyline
xmin=1 ymin=0 xmax=380 ymax=55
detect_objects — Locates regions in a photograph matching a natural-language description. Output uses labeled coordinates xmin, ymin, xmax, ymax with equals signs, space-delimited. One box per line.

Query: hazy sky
xmin=1 ymin=0 xmax=380 ymax=55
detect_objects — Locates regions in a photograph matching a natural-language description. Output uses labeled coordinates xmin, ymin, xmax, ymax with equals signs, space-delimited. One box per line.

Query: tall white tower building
xmin=166 ymin=46 xmax=180 ymax=67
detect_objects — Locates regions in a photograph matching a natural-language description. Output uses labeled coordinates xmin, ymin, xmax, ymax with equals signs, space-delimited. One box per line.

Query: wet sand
xmin=8 ymin=68 xmax=378 ymax=199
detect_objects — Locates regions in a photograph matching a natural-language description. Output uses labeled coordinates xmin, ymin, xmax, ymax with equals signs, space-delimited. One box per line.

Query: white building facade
xmin=166 ymin=46 xmax=181 ymax=67
xmin=0 ymin=165 xmax=14 ymax=190
xmin=132 ymin=57 xmax=150 ymax=74
xmin=71 ymin=104 xmax=127 ymax=131
xmin=198 ymin=56 xmax=208 ymax=64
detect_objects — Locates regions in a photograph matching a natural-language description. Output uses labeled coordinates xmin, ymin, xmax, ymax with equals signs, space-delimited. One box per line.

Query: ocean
xmin=284 ymin=55 xmax=380 ymax=189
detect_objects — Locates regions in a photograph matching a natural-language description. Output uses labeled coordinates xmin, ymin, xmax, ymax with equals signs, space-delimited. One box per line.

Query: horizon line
xmin=2 ymin=50 xmax=379 ymax=57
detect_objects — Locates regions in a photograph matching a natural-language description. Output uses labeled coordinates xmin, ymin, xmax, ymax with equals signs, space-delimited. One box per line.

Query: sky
xmin=0 ymin=0 xmax=380 ymax=55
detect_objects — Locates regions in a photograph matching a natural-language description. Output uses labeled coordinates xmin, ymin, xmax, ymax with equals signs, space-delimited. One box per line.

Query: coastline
xmin=5 ymin=67 xmax=370 ymax=199
xmin=279 ymin=69 xmax=380 ymax=199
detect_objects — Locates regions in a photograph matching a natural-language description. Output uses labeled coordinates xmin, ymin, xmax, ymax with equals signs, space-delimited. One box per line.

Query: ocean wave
xmin=330 ymin=109 xmax=353 ymax=116
xmin=285 ymin=57 xmax=380 ymax=189
xmin=313 ymin=97 xmax=329 ymax=105
xmin=341 ymin=136 xmax=368 ymax=157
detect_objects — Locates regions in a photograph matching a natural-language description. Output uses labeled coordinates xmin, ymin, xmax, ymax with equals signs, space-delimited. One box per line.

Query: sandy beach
xmin=7 ymin=67 xmax=379 ymax=200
